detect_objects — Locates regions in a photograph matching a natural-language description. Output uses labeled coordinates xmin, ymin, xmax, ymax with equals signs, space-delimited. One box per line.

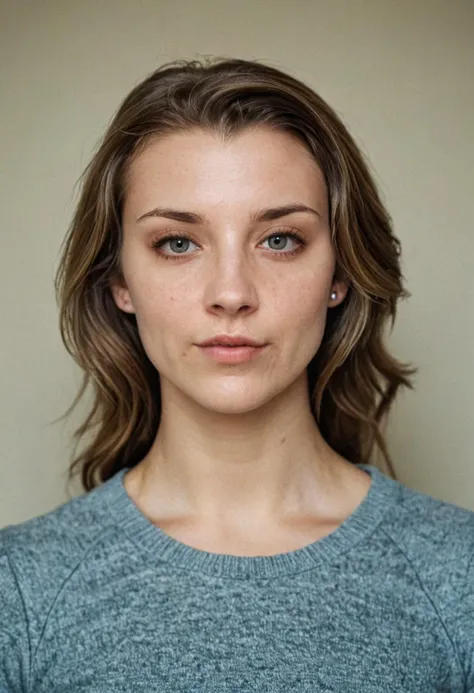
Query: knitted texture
xmin=1 ymin=464 xmax=473 ymax=692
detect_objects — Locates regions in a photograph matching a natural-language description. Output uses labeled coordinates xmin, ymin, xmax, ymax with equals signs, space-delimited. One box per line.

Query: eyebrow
xmin=136 ymin=203 xmax=321 ymax=224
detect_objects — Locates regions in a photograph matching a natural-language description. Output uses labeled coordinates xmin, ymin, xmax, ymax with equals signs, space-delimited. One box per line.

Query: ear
xmin=110 ymin=275 xmax=136 ymax=314
xmin=329 ymin=279 xmax=349 ymax=308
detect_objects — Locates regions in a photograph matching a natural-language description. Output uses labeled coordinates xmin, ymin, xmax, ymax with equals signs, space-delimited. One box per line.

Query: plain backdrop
xmin=1 ymin=0 xmax=473 ymax=526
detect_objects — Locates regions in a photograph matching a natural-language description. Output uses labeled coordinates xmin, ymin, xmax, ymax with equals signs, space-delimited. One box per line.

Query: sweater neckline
xmin=102 ymin=463 xmax=402 ymax=579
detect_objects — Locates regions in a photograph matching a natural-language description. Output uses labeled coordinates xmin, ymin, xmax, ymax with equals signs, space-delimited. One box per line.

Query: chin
xmin=200 ymin=395 xmax=268 ymax=416
xmin=185 ymin=384 xmax=276 ymax=416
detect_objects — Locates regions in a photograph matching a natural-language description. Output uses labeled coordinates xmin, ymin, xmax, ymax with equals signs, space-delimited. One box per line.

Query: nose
xmin=203 ymin=252 xmax=259 ymax=316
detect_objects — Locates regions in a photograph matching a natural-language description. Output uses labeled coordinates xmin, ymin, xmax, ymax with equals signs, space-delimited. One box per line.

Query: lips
xmin=197 ymin=342 xmax=267 ymax=364
xmin=198 ymin=335 xmax=265 ymax=348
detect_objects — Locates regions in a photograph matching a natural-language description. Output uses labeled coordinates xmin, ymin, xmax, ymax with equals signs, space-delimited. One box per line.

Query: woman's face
xmin=112 ymin=126 xmax=348 ymax=414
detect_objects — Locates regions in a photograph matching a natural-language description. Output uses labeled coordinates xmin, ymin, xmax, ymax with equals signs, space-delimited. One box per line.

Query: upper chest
xmin=31 ymin=560 xmax=462 ymax=693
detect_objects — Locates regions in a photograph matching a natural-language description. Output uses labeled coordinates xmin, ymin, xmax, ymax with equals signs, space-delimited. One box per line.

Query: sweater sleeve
xmin=0 ymin=532 xmax=29 ymax=693
xmin=456 ymin=547 xmax=474 ymax=690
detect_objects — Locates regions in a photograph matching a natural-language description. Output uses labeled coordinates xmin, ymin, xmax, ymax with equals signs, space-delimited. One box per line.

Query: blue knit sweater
xmin=1 ymin=463 xmax=473 ymax=692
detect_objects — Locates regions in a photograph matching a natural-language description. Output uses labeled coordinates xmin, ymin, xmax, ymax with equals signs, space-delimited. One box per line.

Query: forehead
xmin=123 ymin=126 xmax=327 ymax=216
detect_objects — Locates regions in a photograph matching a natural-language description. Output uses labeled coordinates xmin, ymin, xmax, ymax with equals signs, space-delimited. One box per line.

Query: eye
xmin=151 ymin=229 xmax=306 ymax=260
xmin=151 ymin=234 xmax=197 ymax=258
xmin=261 ymin=233 xmax=302 ymax=253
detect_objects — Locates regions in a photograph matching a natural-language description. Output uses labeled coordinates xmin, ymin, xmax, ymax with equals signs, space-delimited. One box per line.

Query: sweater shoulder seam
xmin=2 ymin=536 xmax=33 ymax=693
xmin=378 ymin=525 xmax=466 ymax=688
xmin=31 ymin=526 xmax=117 ymax=670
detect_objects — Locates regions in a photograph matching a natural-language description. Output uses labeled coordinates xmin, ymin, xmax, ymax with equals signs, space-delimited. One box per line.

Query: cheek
xmin=277 ymin=274 xmax=329 ymax=326
xmin=125 ymin=253 xmax=192 ymax=316
xmin=133 ymin=284 xmax=185 ymax=333
xmin=126 ymin=271 xmax=199 ymax=362
xmin=274 ymin=275 xmax=330 ymax=366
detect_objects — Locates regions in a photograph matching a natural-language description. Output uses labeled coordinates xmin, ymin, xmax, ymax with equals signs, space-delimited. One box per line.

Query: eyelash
xmin=150 ymin=230 xmax=306 ymax=261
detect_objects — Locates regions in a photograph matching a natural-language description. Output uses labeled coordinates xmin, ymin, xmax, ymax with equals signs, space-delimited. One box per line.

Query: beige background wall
xmin=1 ymin=0 xmax=473 ymax=526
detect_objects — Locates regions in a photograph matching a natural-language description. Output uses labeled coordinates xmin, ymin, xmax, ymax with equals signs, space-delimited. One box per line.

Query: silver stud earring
xmin=331 ymin=291 xmax=337 ymax=300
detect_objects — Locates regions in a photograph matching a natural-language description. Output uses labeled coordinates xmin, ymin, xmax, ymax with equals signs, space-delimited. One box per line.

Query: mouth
xmin=200 ymin=344 xmax=263 ymax=349
xmin=197 ymin=335 xmax=265 ymax=348
xmin=196 ymin=343 xmax=267 ymax=364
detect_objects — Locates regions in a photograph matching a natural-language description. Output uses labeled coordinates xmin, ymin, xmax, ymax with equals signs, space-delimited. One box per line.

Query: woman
xmin=1 ymin=57 xmax=473 ymax=692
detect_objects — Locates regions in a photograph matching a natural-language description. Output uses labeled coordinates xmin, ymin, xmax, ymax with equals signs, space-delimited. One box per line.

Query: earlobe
xmin=110 ymin=279 xmax=136 ymax=314
xmin=329 ymin=280 xmax=349 ymax=307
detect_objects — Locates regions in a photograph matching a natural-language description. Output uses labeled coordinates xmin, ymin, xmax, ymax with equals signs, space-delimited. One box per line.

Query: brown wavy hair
xmin=55 ymin=56 xmax=417 ymax=492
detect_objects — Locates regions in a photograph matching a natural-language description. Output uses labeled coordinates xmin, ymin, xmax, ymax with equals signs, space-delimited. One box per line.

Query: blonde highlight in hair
xmin=55 ymin=56 xmax=416 ymax=491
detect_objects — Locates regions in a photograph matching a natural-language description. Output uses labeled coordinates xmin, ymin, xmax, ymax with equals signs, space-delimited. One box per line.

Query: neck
xmin=126 ymin=373 xmax=356 ymax=526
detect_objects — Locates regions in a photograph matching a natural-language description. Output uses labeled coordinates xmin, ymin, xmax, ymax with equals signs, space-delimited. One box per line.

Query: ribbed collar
xmin=100 ymin=464 xmax=402 ymax=579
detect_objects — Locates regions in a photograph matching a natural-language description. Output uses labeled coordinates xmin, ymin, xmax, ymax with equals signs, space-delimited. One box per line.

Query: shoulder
xmin=377 ymin=474 xmax=474 ymax=630
xmin=376 ymin=476 xmax=474 ymax=685
xmin=0 ymin=473 xmax=125 ymax=686
xmin=0 ymin=473 xmax=123 ymax=629
xmin=1 ymin=474 xmax=120 ymax=563
xmin=380 ymin=477 xmax=474 ymax=566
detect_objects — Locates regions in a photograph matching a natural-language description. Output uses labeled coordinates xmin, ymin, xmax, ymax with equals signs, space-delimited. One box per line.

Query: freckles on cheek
xmin=134 ymin=280 xmax=194 ymax=335
xmin=286 ymin=278 xmax=328 ymax=324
